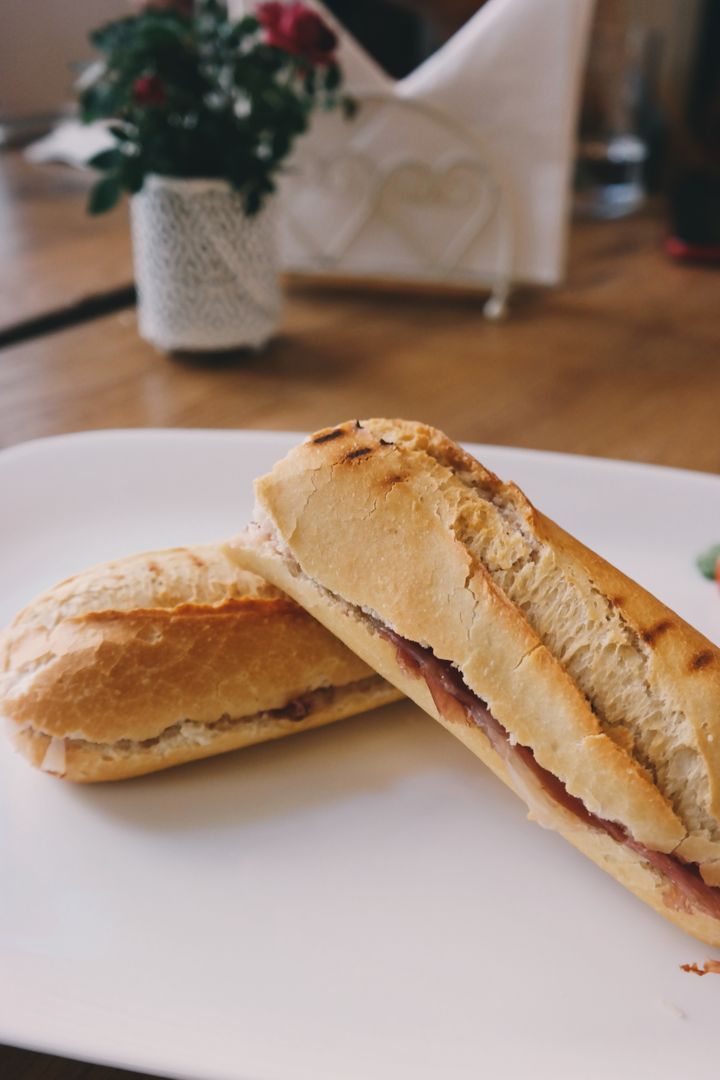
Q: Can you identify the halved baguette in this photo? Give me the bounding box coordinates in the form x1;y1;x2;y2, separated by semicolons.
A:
234;418;720;946
0;543;400;781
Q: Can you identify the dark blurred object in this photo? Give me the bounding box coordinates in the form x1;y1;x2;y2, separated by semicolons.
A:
325;0;483;78
575;135;647;220
633;27;667;193
687;0;720;161
666;174;720;263
325;0;427;78
665;1;720;263
382;0;484;38
575;0;720;219
575;0;651;218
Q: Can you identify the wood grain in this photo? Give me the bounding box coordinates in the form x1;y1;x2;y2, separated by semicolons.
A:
1;210;719;471
0;153;132;335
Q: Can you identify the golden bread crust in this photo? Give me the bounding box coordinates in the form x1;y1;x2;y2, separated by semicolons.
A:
537;515;720;865
235;537;720;946
237;417;720;942
236;532;720;947
248;420;694;851
0;543;400;779
9;675;398;782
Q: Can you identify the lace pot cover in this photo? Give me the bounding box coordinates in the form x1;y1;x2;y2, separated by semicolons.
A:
131;176;281;351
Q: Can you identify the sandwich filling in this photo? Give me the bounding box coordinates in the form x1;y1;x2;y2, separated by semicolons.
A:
12;675;386;774
376;622;720;922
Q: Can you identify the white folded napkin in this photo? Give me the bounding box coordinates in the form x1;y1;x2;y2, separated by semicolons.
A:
277;0;595;288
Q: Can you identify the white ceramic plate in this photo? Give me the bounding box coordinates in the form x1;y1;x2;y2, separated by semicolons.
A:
1;430;719;1080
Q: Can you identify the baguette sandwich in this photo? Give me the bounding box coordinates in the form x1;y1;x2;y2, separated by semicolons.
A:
0;543;400;781
234;418;720;945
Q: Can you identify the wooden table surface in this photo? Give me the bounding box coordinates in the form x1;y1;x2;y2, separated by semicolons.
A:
1;149;720;1080
0;155;133;343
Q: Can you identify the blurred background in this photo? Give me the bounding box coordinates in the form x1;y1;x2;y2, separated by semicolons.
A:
2;0;719;218
1;0;719;463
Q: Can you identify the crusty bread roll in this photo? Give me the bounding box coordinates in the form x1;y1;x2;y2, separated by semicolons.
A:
234;418;720;946
0;543;400;781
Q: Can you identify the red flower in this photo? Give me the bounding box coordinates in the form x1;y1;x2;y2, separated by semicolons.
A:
257;2;338;65
132;75;166;106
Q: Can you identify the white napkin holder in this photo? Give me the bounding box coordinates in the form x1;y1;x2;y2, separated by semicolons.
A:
276;0;596;316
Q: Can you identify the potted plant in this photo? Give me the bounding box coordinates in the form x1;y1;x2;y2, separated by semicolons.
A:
80;0;353;352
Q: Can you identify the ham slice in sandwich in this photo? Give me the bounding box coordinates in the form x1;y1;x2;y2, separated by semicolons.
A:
233;418;720;946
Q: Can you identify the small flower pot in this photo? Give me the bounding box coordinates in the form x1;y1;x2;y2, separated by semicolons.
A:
130;175;281;352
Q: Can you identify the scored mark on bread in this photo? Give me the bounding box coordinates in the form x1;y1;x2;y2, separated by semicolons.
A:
248;417;720;938
344;447;373;462
691;651;715;672
642;620;673;646
312;428;344;444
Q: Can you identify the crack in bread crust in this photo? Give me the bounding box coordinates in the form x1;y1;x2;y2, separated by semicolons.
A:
246;419;720;874
232;522;720;946
347;421;720;860
1;541;402;780
413;427;720;856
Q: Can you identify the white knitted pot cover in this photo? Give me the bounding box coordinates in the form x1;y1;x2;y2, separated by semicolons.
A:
131;176;281;351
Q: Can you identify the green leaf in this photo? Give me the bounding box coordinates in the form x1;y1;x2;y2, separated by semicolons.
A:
87;148;122;171
303;68;316;95
80;85;105;123
697;543;720;580
237;14;259;34
90;17;137;54
119;155;145;194
270;129;291;160
136;20;191;51
226;14;258;45
81;79;132;122
198;0;229;18
108;123;134;141
88;175;122;215
324;63;341;92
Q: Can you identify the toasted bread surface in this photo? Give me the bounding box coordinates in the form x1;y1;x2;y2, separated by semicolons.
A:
1;543;400;780
235;533;720;947
233;417;720;937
